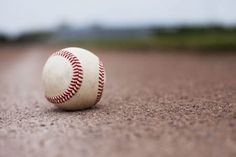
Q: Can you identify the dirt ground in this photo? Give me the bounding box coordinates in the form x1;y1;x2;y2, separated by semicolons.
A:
0;45;236;157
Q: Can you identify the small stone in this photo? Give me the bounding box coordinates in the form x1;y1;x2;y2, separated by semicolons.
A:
40;124;46;127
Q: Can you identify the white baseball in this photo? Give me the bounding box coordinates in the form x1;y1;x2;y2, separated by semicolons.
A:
42;47;106;110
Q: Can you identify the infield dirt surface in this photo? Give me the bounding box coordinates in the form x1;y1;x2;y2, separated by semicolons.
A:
0;45;236;157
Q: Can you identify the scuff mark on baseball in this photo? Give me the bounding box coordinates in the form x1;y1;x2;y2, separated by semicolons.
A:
42;47;106;110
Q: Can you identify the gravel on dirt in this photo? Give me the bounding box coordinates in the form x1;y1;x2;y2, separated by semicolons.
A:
0;45;236;157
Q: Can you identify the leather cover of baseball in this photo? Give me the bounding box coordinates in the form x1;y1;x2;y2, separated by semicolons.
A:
42;47;106;110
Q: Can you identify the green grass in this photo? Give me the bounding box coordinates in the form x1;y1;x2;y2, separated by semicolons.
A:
71;31;236;52
155;31;236;51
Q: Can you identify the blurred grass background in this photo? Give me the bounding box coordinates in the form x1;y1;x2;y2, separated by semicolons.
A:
1;25;236;52
72;27;236;51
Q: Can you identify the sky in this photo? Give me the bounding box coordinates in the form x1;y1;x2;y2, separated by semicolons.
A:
1;0;236;35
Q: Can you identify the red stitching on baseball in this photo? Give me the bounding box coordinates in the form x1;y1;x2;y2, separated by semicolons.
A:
95;60;105;104
46;50;83;104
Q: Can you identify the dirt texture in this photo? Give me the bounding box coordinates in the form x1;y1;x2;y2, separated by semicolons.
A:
0;45;236;157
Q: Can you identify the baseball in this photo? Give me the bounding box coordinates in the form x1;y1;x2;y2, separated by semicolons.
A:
42;47;106;110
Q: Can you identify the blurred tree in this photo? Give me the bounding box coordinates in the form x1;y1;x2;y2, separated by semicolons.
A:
0;34;9;43
15;31;52;43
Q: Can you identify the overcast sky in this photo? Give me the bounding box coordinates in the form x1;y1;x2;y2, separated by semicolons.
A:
1;0;236;35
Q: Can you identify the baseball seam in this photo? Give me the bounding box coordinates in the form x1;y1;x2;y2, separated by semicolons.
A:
95;60;105;104
46;50;83;104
